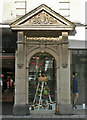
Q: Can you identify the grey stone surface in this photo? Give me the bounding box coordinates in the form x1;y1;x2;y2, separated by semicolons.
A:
51;115;60;118
42;115;52;118
13;104;30;116
2;114;86;119
81;118;86;120
30;110;55;115
60;118;71;120
50;118;60;120
41;119;50;120
32;115;42;118
71;115;80;118
72;118;80;120
59;104;72;115
79;115;86;118
60;115;71;118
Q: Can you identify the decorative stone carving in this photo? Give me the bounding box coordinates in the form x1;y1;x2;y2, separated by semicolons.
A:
18;32;24;42
26;37;62;45
46;45;58;54
22;11;66;26
17;64;24;69
27;46;33;51
27;45;39;55
62;32;68;43
27;37;59;41
62;64;68;68
40;45;45;53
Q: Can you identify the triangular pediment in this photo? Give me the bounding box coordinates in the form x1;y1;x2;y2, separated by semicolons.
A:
10;4;75;30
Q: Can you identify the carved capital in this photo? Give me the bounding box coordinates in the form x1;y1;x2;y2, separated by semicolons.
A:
17;32;24;42
62;32;68;42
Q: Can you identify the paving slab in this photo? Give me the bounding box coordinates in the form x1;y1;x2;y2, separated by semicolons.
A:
70;118;80;120
71;115;80;118
60;119;71;120
79;115;86;118
32;115;42;118
51;117;62;120
41;119;51;120
42;115;52;118
80;119;86;120
51;115;60;118
60;115;71;118
32;119;42;120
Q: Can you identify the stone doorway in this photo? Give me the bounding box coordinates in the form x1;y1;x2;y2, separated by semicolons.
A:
28;53;57;111
10;4;75;115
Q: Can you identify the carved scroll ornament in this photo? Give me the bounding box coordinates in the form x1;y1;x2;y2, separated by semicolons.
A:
22;11;65;25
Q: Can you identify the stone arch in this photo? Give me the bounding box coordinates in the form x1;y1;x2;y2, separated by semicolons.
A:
26;46;60;106
27;47;59;67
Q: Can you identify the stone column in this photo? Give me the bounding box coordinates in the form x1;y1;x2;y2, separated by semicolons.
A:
13;32;29;115
59;32;72;114
55;45;60;114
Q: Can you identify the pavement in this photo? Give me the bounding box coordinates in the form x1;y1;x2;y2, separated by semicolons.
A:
0;90;87;119
0;114;86;120
0;102;87;120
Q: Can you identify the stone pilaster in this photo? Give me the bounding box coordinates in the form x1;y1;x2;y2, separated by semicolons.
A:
13;32;29;115
58;33;72;115
55;45;60;114
62;32;68;68
55;66;60;114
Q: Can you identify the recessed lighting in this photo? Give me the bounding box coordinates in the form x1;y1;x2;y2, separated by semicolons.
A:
2;50;5;53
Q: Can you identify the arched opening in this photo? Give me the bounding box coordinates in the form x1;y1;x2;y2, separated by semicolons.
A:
28;52;57;111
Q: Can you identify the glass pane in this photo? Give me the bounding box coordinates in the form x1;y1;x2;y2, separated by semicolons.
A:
28;53;56;110
72;50;87;104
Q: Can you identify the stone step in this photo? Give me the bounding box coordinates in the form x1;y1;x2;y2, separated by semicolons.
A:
30;108;86;115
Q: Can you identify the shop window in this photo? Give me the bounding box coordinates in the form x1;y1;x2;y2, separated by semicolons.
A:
28;53;56;110
72;50;87;104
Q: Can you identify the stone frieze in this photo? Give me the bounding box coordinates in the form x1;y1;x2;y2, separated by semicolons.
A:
26;37;68;45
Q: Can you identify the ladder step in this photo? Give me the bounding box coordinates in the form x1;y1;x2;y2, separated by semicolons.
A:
33;81;53;110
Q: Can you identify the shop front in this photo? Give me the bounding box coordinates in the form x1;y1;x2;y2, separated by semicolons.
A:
10;4;75;115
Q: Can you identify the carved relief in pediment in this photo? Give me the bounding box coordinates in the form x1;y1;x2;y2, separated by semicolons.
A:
22;11;66;25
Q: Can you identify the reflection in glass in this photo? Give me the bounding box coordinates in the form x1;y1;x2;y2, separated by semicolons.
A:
28;53;56;110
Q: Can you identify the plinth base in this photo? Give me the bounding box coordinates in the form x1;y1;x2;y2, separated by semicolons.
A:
13;104;30;115
58;104;72;115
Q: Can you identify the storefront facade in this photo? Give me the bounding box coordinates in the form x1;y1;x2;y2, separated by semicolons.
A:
10;4;75;115
1;0;87;116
